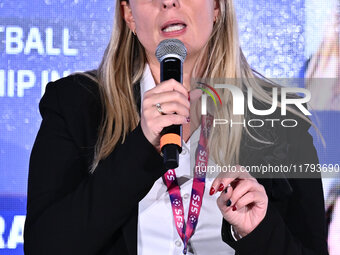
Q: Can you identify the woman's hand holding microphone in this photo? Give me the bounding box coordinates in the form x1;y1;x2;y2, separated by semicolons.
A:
141;78;204;151
140;79;189;151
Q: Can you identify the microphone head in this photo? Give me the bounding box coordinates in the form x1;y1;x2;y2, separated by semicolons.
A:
155;39;187;63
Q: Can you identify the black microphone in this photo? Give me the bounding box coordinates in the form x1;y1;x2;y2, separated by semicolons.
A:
155;39;187;170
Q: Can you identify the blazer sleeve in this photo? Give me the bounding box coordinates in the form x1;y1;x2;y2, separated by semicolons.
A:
221;119;329;255
24;77;165;254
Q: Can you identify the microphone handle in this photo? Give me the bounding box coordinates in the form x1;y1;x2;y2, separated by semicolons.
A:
160;57;183;170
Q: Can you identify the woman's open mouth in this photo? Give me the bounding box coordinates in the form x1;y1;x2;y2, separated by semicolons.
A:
162;23;186;33
161;21;187;36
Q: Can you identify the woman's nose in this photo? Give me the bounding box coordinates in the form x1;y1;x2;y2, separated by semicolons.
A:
161;0;179;9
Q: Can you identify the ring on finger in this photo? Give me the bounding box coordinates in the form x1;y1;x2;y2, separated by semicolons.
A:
155;103;165;115
224;183;232;193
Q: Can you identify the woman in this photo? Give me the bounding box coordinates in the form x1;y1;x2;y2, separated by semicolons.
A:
305;9;340;110
23;0;328;254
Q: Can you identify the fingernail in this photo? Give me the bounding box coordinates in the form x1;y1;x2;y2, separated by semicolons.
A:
187;117;190;123
218;184;224;192
232;205;237;211
226;199;232;207
209;187;215;196
224;186;229;193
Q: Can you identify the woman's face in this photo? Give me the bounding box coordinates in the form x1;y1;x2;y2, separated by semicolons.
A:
122;0;219;63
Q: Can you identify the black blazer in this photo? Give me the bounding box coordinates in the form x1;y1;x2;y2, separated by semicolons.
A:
24;74;328;255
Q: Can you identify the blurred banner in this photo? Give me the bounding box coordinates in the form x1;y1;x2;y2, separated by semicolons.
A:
0;0;339;254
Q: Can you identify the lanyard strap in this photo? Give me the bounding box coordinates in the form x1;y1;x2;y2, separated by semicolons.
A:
163;115;213;254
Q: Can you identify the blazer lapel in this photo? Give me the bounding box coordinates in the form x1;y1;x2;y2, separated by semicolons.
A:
239;125;293;201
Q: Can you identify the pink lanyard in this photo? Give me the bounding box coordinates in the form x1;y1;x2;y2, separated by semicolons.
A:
163;115;213;254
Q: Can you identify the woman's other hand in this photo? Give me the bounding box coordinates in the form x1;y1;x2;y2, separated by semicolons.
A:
211;166;268;238
141;79;190;150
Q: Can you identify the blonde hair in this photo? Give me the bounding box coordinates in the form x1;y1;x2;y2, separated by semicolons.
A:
305;11;340;111
89;0;308;171
306;11;339;79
